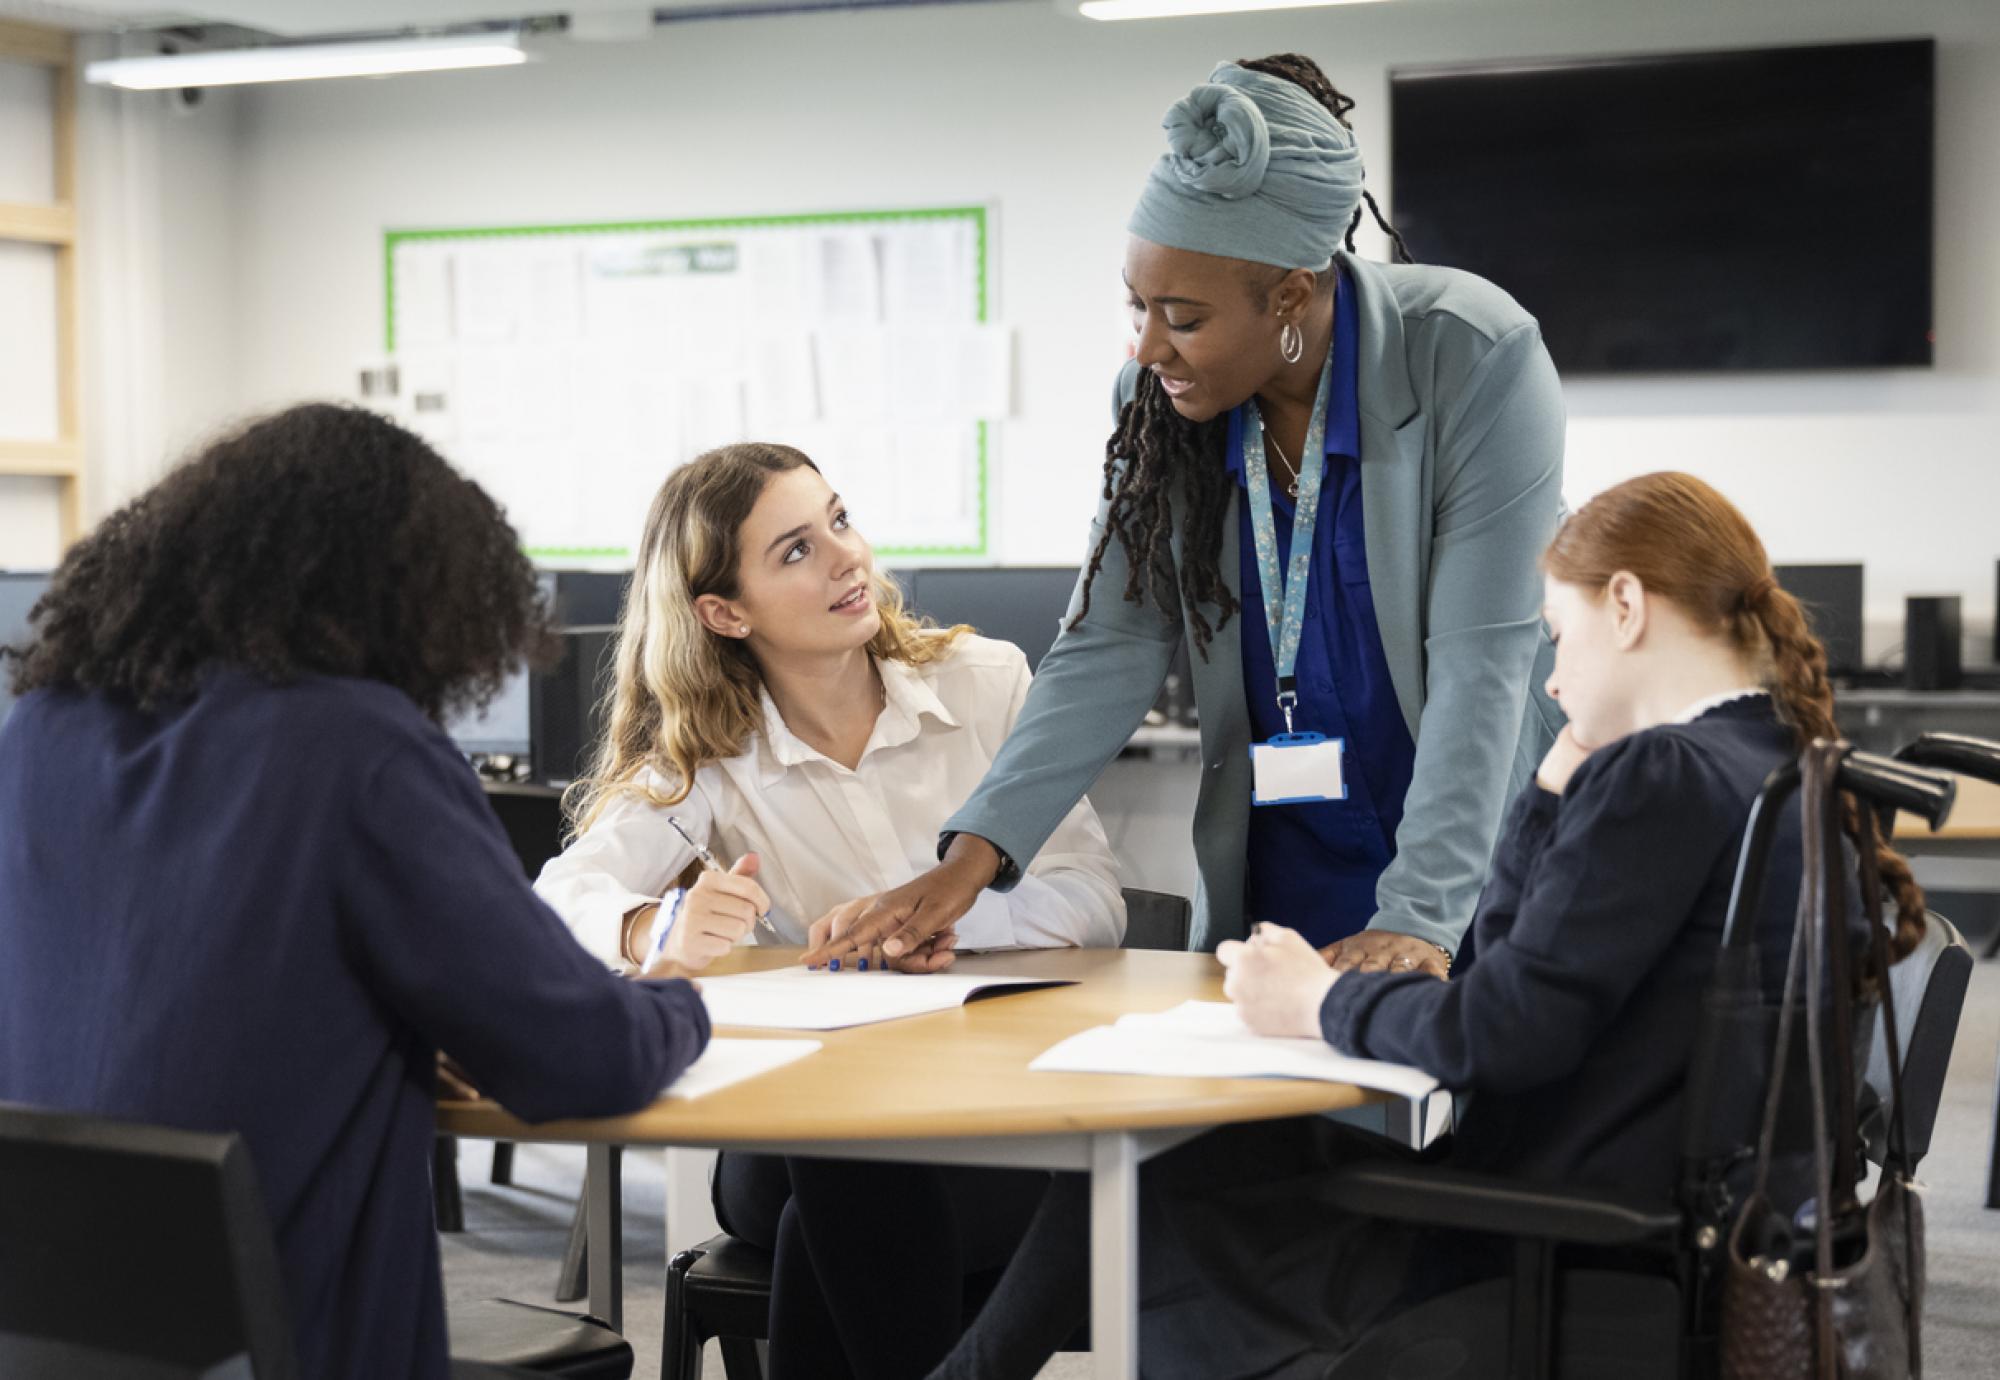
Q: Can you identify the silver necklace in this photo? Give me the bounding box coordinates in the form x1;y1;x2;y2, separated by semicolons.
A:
1264;430;1301;499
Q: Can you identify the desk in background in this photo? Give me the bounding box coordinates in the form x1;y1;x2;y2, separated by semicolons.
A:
439;946;1385;1379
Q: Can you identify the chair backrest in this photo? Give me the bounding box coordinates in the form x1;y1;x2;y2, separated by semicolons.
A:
1863;910;1973;1170
1119;887;1191;952
0;1103;299;1380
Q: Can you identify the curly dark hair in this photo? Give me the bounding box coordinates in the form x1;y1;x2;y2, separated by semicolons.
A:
1073;52;1413;658
2;402;556;722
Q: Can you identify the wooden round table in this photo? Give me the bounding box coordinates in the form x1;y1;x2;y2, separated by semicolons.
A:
438;947;1386;1377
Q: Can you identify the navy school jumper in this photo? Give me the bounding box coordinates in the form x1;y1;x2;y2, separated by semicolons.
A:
0;669;710;1380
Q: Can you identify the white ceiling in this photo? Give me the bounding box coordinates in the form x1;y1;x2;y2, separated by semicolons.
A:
0;0;769;36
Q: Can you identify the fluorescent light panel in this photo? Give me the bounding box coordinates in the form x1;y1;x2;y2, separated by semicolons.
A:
84;32;530;90
1078;0;1390;19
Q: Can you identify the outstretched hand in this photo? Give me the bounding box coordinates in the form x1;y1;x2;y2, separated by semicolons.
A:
807;894;961;973
799;835;1001;966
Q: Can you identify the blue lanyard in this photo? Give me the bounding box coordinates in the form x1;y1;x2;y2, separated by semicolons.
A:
1243;348;1334;736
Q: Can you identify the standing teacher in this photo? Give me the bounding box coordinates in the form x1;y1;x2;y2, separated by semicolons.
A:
811;53;1566;975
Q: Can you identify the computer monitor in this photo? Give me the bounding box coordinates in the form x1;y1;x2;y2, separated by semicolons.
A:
445;570;556;760
0;572;51;730
446;665;533;758
901;567;1080;673
545;569;630;629
1774;563;1865;678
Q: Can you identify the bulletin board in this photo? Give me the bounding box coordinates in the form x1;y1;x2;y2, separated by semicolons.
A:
380;206;1001;561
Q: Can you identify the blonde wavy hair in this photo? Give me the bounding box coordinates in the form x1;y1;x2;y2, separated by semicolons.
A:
565;442;965;837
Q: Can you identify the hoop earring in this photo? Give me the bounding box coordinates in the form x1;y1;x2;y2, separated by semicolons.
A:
1278;321;1304;365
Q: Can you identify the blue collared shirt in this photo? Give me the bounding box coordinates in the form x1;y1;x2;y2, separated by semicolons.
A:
1230;265;1417;946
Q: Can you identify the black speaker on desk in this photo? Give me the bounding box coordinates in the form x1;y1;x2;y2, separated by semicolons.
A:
1905;596;1962;692
531;627;618;785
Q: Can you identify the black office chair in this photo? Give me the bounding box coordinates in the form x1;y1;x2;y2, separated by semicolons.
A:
0;1102;303;1379
0;1102;629;1380
1119;885;1193;952
1890;733;2000;1208
1319;745;1961;1379
656;885;1190;1380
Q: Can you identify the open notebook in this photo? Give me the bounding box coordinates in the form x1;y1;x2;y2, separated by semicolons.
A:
1031;1000;1438;1100
696;967;1075;1031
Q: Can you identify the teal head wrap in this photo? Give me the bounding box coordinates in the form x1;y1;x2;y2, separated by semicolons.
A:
1127;62;1365;271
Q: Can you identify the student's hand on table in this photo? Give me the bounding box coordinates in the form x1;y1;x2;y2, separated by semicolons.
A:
1219;924;1341;1039
799;833;999;966
643;856;769;974
1535;723;1597;796
1318;930;1450;979
806;896;960;973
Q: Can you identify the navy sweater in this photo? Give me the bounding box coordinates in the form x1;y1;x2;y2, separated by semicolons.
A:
0;670;710;1380
1321;696;1813;1197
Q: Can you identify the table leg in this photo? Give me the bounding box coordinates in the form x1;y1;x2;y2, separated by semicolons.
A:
586;1142;623;1332
1090;1131;1139;1379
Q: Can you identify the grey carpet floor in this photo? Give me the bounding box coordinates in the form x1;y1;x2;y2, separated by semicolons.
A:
441;962;2000;1379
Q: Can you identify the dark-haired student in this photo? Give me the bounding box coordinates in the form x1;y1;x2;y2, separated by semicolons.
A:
927;472;1923;1380
812;52;1565;981
0;404;709;1380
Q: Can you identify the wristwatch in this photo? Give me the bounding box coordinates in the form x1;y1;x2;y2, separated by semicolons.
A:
937;831;1022;891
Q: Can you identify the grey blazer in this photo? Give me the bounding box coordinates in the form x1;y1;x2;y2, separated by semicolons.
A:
945;253;1567;953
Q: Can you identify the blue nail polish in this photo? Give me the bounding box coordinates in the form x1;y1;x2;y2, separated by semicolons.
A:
858;958;869;972
830;958;841;972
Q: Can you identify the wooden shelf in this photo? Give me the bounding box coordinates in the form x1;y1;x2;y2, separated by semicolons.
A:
0;19;72;67
0;439;82;479
0;201;76;246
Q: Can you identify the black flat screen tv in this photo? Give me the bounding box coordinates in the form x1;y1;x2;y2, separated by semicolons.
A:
1388;39;1934;374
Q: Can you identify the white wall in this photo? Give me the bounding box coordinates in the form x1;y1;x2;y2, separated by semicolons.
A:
0;35;244;573
86;0;2000;657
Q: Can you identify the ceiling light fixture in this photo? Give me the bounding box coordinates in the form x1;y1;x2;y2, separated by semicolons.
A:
1071;0;1390;21
84;31;533;90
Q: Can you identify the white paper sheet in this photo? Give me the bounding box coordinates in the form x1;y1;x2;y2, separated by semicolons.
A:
393;250;456;349
1030;1001;1438;1100
665;1038;822;1100
698;967;1074;1031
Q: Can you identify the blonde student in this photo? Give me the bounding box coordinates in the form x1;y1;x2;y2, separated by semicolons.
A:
534;441;1123;1380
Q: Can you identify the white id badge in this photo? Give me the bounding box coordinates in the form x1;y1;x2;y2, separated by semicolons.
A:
1250;732;1347;805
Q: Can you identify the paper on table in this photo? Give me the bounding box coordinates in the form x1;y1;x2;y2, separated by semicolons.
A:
665;1038;821;1101
1030;1001;1438;1100
698;967;1074;1031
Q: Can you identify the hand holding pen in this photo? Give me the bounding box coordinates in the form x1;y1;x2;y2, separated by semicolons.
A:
640;816;780;974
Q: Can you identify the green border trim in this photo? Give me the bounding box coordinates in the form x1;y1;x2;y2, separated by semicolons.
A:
384;205;992;560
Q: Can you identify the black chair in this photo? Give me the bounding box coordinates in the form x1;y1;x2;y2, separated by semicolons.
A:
0;1102;630;1380
0;1102;302;1379
1119;885;1193;952
1863;909;1972;1171
1891;733;2000;1207
656;885;1189;1379
1319;746;1962;1379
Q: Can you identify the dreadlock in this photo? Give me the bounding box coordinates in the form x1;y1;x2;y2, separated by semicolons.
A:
1072;52;1413;658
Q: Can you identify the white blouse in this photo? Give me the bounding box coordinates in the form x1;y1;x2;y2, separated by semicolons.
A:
534;635;1126;965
